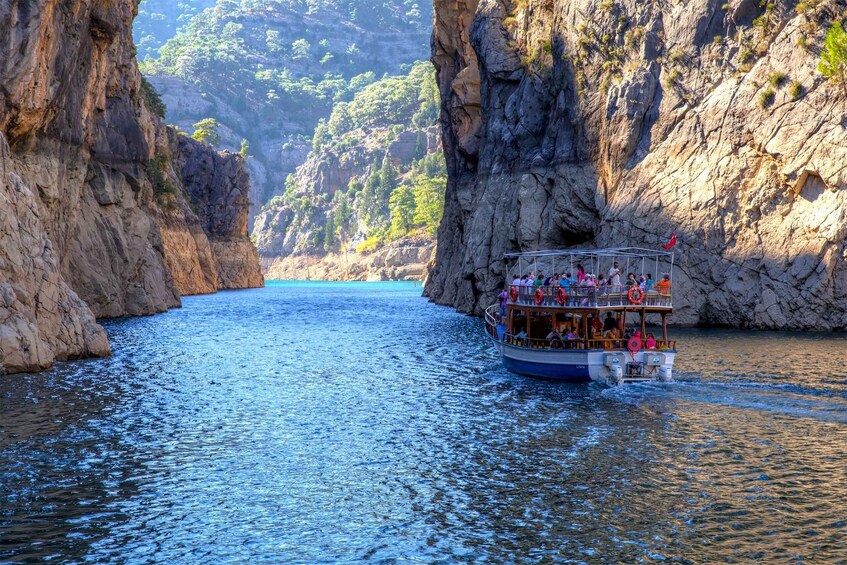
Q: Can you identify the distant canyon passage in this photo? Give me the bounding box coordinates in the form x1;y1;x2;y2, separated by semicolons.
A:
426;0;847;329
0;0;262;374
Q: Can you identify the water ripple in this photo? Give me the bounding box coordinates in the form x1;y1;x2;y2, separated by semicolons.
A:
1;282;846;562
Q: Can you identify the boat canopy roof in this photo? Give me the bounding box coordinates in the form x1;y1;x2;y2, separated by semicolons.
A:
505;247;674;260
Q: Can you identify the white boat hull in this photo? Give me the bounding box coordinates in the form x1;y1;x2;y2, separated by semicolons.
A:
494;341;676;384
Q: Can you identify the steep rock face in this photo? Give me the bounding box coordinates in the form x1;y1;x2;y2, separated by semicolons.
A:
427;0;847;329
1;0;181;319
172;135;264;289
0;0;262;373
0;135;110;373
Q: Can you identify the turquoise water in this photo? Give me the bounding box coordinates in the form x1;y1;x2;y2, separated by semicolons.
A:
2;281;846;562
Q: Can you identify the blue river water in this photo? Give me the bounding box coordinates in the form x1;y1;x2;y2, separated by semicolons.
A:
2;281;847;562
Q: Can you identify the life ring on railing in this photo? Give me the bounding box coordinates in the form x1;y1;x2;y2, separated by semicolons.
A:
628;286;645;305
556;287;567;305
509;286;519;302
534;288;544;305
627;336;642;353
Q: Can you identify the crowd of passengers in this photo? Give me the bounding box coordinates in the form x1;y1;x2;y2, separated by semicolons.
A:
507;261;671;297
507;312;664;351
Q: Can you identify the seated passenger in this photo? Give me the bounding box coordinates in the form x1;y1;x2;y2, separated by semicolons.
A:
514;329;528;345
565;329;580;348
625;273;637;288
656;274;672;295
646;333;657;349
546;328;563;348
644;273;655;292
603;326;620;350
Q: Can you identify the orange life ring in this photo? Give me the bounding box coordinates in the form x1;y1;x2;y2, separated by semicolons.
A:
534;288;544;305
509;286;519;302
628;285;645;305
627;336;642;353
556;287;567;305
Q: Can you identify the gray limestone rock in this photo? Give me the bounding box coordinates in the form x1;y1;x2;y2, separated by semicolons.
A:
427;0;847;330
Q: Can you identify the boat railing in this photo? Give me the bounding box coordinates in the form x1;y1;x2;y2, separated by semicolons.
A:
507;284;672;309
484;305;677;351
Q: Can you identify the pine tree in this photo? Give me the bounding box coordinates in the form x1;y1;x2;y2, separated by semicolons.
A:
389;185;417;239
192;118;221;146
819;22;847;99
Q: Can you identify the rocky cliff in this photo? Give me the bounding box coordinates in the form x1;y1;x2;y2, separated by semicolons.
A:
427;0;847;330
253;61;445;280
140;1;434;226
0;0;262;374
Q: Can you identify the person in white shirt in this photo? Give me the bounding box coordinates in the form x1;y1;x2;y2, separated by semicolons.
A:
608;261;621;291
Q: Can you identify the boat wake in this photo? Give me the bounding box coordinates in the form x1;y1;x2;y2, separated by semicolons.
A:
602;378;847;423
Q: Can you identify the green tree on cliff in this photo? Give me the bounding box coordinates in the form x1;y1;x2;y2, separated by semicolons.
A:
819;22;847;99
388;185;417;239
412;176;445;236
192;118;221;146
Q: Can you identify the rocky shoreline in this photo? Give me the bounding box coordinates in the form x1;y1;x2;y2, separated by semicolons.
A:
264;236;435;282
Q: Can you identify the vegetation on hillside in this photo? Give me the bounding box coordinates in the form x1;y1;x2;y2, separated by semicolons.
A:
135;0;216;60
819;21;847;98
139;0;430;133
255;62;446;256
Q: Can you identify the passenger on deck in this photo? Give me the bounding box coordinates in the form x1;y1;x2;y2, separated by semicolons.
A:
608;261;622;291
591;314;603;337
646;333;657;349
597;273;608;295
625;273;637;288
657;274;672;295
603;326;620;349
577;264;586;284
512;275;522;287
644;274;655;292
562;273;575;289
514;329;528;345
565;328;580;348
498;289;508;316
546;328;563;348
603;312;618;332
533;274;545;288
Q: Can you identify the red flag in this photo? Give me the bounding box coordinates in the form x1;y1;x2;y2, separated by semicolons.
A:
661;230;677;250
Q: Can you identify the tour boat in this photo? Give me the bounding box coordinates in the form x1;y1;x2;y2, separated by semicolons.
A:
484;248;676;385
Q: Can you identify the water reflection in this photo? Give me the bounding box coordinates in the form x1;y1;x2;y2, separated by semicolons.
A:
1;283;846;561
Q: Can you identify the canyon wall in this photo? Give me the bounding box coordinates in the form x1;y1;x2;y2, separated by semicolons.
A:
0;0;262;374
427;0;847;329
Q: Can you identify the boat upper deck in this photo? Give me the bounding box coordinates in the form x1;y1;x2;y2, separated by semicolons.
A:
503;246;675;312
508;284;672;312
